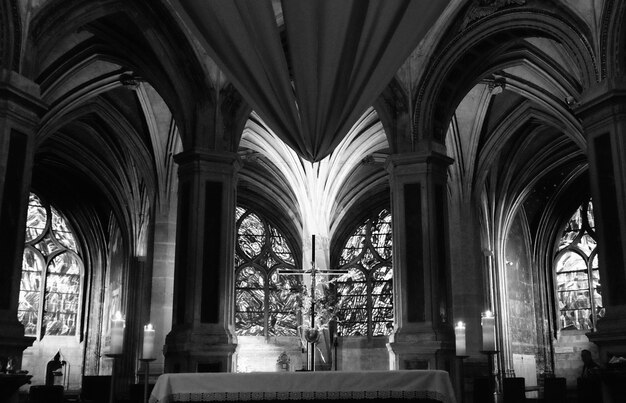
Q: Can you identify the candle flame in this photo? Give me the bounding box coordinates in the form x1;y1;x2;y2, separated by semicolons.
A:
456;321;465;329
144;323;154;331
113;311;124;321
483;310;493;318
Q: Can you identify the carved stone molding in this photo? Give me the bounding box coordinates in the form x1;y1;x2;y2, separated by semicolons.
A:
461;0;527;31
0;0;22;71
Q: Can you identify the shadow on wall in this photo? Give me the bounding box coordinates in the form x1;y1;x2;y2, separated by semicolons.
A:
235;335;390;372
20;337;83;391
236;336;304;372
336;336;389;371
553;330;599;389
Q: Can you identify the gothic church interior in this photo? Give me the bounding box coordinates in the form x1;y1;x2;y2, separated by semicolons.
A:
2;0;626;402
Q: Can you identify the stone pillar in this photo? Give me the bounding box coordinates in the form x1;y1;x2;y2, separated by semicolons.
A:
149;194;177;374
576;79;626;358
385;143;455;371
0;69;45;368
164;150;239;372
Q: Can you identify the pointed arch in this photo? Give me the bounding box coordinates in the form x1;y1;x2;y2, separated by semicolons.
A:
415;8;597;143
26;0;212;149
0;0;21;71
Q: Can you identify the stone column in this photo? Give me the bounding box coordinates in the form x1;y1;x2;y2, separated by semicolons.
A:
164;150;240;372
385;142;455;371
0;69;45;368
149;194;177;374
576;79;626;357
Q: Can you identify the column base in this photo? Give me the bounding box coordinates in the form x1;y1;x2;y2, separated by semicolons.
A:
387;324;454;371
164;325;237;373
588;305;626;362
0;314;35;371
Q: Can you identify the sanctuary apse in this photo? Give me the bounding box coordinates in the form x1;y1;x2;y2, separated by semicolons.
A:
2;0;626;402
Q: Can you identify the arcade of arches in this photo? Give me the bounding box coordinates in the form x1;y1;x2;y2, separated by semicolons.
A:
2;0;626;401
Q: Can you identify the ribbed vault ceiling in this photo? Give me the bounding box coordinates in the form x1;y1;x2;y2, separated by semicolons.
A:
18;0;604;259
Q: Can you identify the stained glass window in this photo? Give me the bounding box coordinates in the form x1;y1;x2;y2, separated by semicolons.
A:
234;207;301;336
18;193;83;338
335;209;393;337
555;200;602;331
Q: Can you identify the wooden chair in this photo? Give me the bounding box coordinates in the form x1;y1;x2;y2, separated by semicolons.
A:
473;377;492;402
577;377;602;403
80;375;111;403
29;385;64;403
502;377;526;403
542;377;566;403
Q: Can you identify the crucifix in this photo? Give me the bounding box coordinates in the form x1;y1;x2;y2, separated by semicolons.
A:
278;234;349;370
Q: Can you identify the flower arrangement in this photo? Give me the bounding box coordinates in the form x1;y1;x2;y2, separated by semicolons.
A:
292;270;352;344
299;281;339;328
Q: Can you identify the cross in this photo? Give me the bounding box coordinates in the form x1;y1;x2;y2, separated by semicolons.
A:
278;235;350;327
277;235;349;371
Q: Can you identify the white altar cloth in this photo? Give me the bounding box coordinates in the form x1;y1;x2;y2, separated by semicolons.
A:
149;370;457;403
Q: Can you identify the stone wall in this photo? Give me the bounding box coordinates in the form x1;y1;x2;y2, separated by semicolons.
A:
236;336;304;372
504;216;544;381
553;330;598;389
336;336;389;371
21;336;83;390
235;335;389;372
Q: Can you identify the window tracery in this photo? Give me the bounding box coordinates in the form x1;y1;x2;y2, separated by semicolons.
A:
234;207;301;336
554;199;602;331
18;193;83;338
335;209;393;337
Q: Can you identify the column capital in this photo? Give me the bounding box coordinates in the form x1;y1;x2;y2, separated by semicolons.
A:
0;69;46;129
578;77;626;105
385;150;453;178
174;149;241;166
575;78;626;130
174;149;241;178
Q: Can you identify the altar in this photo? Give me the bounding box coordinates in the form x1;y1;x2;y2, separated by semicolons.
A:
149;370;456;403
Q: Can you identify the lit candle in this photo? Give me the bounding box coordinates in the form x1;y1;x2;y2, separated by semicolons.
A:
110;311;125;355
481;310;496;352
142;323;155;359
455;321;466;356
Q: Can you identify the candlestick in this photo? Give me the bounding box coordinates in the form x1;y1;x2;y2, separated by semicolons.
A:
480;350;499;403
105;352;122;403
140;358;156;403
310;234;316;371
142;323;156;360
455;320;466;356
481;310;496;352
110;311;125;355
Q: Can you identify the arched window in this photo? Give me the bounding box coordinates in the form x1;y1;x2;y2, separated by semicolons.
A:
335;208;393;337
234;207;302;336
554;199;602;331
18;193;83;338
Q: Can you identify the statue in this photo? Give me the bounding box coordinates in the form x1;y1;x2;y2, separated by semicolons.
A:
276;351;291;372
45;352;65;387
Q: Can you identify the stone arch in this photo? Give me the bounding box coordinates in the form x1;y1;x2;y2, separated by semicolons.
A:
221;83;254;155
473;100;584;195
25;0;213;151
602;0;626;78
415;8;598;144
373;77;412;155
35;96;156;257
0;0;21;71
